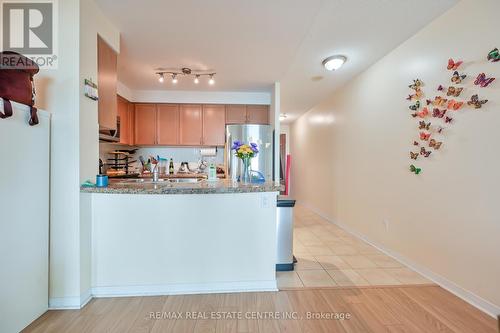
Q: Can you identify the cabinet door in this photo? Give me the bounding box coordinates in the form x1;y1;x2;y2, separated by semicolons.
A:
157;104;179;145
118;96;130;145
97;36;117;130
247;105;269;124
225;105;247;124
179;104;202;145
128;103;135;145
134;104;157;145
202;104;226;146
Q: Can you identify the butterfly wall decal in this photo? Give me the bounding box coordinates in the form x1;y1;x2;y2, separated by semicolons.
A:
447;58;463;70
406;88;423;101
437;85;444;91
451;71;466;84
410;164;422;175
429;139;442;150
447;100;464;110
412;107;429;118
446;86;463;97
445;116;453;123
420;147;432;157
467;94;488;109
487;48;500;62
409;79;423;90
430;96;448;107
437;126;444;134
413;141;419;146
432;108;447;118
474;73;495;87
410;152;419;160
420;132;431;141
419;121;431;130
409;101;421;111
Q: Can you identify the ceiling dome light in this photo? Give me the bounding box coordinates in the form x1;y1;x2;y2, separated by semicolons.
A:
279;113;287;120
171;74;178;84
194;75;200;84
208;74;215;85
322;55;347;71
158;73;164;83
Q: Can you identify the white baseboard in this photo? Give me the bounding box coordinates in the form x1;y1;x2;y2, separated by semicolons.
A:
299;202;500;318
92;280;278;298
49;288;92;310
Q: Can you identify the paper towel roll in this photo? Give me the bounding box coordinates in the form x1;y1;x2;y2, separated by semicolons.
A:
200;148;217;157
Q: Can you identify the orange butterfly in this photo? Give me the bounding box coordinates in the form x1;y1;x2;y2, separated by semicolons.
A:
420;132;431;141
447;99;464;110
412;107;429;118
432;96;448;107
429;139;442;150
447;58;463;70
446;86;463;97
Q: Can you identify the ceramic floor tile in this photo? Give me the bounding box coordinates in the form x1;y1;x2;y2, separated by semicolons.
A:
314;255;351;270
341;255;378;269
303;245;335;255
367;254;403;268
355;269;401;286
384;268;432;285
294;255;323;270
297;270;337;287
276;271;304;288
327;269;370;287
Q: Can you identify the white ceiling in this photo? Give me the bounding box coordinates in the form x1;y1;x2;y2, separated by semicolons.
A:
95;0;457;123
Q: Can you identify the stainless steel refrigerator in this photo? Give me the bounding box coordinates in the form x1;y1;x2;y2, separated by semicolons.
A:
226;124;274;182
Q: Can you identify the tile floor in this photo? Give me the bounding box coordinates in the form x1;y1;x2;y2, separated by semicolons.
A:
276;205;433;289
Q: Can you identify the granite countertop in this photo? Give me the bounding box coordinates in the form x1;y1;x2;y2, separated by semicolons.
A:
81;179;283;195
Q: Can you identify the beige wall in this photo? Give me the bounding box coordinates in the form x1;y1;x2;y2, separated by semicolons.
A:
291;0;500;315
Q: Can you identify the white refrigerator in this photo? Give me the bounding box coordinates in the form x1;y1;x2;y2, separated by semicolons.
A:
0;100;50;333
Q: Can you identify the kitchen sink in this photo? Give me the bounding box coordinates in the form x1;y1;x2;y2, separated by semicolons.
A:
117;178;203;185
169;178;203;183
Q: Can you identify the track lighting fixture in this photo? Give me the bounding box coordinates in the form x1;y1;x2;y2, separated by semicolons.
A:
156;67;216;85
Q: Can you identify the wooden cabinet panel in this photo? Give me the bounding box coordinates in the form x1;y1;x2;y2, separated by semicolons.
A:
128;103;135;145
225;105;247;124
97;36;117;130
134;104;157;145
179;104;202;145
247;105;269;124
202;105;225;146
157;104;179;145
118;96;130;145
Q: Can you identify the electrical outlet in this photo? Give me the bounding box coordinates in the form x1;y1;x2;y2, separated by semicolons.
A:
383;219;389;231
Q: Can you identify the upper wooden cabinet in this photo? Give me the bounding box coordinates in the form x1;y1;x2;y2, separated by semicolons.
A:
97;36;117;130
134;104;157;145
247;105;269;124
179;104;203;145
225;105;247;124
225;105;269;124
202;105;226;146
118;96;130;145
157;104;179;145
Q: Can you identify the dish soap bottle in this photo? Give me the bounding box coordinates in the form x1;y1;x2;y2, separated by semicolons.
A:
169;158;174;175
208;158;217;182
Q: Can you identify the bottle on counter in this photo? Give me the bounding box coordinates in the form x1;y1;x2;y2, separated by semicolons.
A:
169;158;174;175
207;157;217;182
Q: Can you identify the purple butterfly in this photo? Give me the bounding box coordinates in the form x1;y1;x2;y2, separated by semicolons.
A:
474;73;495;87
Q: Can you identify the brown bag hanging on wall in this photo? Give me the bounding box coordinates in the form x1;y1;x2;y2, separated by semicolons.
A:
0;51;40;125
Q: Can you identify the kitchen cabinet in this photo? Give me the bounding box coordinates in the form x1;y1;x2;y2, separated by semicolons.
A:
134;104;157;145
225;105;247;124
247;105;269;124
202;104;225;146
179;104;203;145
128;102;135;145
118;96;131;145
97;36;117;130
225;105;269;125
157;104;179;145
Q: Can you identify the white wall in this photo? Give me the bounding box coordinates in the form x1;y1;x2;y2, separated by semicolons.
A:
131;89;271;105
291;0;500;316
34;0;120;309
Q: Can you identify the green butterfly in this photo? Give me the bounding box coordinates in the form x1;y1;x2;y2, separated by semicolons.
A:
410;164;422;175
487;48;500;62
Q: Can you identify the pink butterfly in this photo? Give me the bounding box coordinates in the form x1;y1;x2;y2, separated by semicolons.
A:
474;73;495;87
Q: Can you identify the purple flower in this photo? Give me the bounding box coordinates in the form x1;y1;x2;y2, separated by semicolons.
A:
231;140;242;150
250;142;258;148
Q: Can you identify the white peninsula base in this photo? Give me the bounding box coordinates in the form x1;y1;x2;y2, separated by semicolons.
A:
81;191;278;297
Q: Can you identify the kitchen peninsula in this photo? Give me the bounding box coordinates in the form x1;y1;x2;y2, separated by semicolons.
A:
80;180;281;297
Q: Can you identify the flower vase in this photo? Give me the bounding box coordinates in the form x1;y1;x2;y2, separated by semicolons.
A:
241;157;252;184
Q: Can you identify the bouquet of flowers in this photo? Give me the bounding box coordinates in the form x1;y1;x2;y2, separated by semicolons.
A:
231;141;259;183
